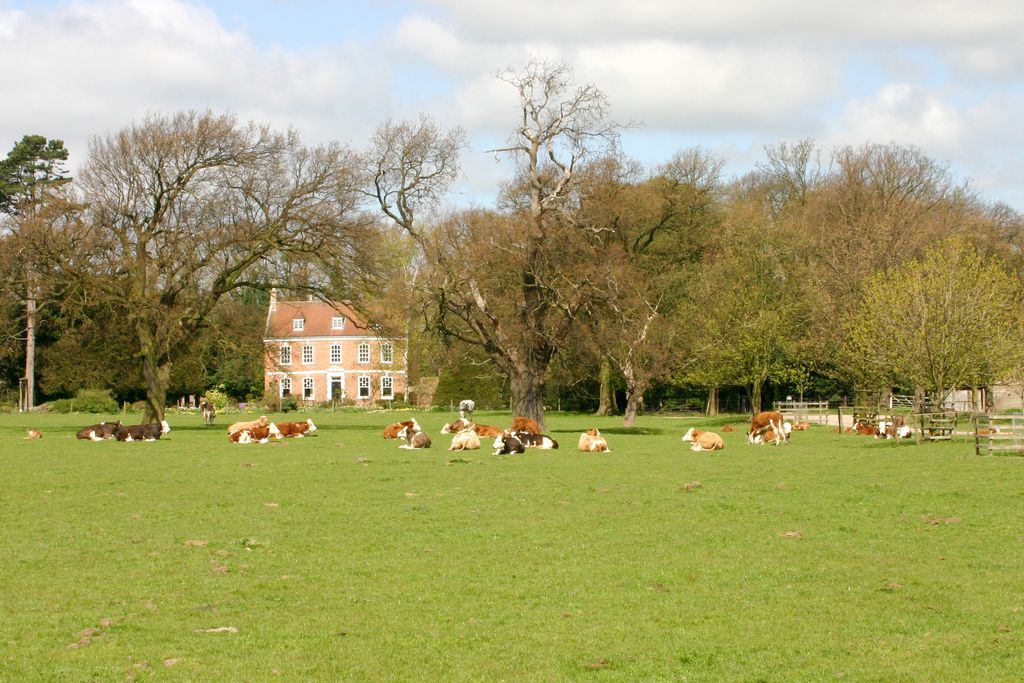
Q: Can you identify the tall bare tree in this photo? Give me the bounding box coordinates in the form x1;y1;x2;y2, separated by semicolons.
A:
78;111;376;422
368;59;622;429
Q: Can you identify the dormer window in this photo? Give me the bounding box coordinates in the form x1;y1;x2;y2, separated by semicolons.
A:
331;316;346;330
293;318;305;331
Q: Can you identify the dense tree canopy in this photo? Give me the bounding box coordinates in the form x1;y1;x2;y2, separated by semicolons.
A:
4;64;1024;420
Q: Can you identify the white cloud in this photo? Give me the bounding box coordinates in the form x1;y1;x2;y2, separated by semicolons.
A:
1;0;1022;211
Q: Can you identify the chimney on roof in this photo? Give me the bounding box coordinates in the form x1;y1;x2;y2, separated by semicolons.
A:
269;288;278;311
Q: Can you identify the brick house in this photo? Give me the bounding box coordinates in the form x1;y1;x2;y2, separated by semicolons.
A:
263;290;407;405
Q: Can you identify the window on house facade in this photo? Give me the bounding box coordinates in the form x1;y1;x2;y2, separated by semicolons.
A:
380;343;394;364
358;375;371;399
279;345;292;365
358;343;370;364
302;344;313;364
381;376;394;400
330;344;342;364
303;377;314;400
280;378;291;396
293;318;305;331
331;316;346;330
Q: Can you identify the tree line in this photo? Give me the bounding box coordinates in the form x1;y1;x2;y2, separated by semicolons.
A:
2;59;1022;426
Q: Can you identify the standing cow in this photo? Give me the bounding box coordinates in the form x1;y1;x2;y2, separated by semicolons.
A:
199;399;216;426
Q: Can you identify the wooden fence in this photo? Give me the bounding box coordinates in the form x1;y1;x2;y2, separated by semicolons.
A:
773;400;831;425
973;414;1024;456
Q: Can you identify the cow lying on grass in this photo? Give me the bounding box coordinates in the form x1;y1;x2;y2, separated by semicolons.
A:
681;427;725;452
114;420;171;442
578;429;610;452
448;428;481;451
76;421;123;441
397;424;431;449
441;419;504;438
511;416;541;434
228;416;269;436
229;422;281;444
384;419;420;439
514;431;558;449
492;430;526;455
276;419;317;437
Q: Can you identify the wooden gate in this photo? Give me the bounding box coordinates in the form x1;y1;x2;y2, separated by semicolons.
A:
973;414;1024;456
914;412;957;443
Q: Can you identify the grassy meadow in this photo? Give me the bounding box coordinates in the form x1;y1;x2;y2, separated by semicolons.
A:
1;409;1023;681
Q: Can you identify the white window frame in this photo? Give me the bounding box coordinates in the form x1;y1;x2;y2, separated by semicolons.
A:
301;344;314;365
331;316;346;330
381;375;394;400
302;377;314;401
358;375;371;399
292;318;305;331
380;342;394;365
329;343;342;364
280;377;291;396
357;343;370;364
279;345;292;365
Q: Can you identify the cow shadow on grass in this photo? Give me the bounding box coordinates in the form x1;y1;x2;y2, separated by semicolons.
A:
551;427;666;436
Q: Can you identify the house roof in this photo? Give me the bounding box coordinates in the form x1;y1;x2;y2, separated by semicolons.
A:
265;299;380;339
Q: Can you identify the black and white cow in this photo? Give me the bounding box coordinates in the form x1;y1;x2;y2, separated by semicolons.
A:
114;420;171;442
492;430;526;455
514;430;558;449
76;421;123;441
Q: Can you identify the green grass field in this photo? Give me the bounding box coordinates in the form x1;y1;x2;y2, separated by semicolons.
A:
2;410;1022;681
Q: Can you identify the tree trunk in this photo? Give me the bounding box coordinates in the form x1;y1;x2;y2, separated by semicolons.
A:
509;365;546;431
23;271;36;412
596;356;616;416
751;381;762;415
138;323;170;423
705;386;719;416
623;387;643;428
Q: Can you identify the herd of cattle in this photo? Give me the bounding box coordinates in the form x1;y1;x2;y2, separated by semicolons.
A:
72;416;316;443
66;407;912;450
382;415;611;454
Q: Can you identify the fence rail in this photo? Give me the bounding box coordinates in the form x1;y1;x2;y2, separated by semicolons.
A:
773;400;831;424
973;414;1024;456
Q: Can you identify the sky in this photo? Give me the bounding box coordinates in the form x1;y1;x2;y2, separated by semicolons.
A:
1;0;1023;210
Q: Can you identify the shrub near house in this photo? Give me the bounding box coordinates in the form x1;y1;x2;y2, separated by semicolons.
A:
262;291;407;406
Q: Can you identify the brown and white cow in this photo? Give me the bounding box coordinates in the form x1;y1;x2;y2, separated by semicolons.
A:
276;419;316;438
511;416;542;434
384;419;420;439
578;429;610;452
25;430;43;439
228;416;269;436
681;427;725;452
397;424;431;449
229;422;280;444
472;423;503;438
441;418;472;434
748;411;787;445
